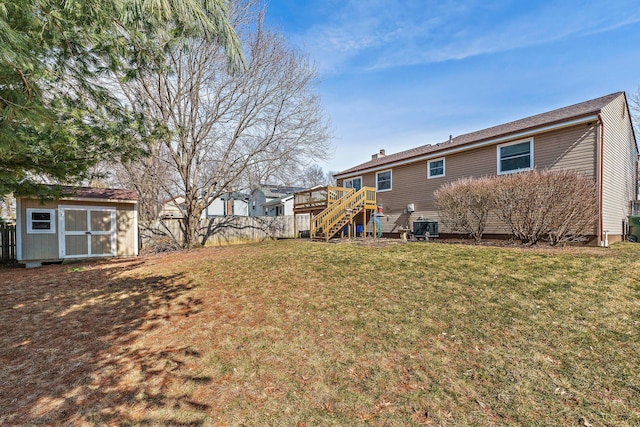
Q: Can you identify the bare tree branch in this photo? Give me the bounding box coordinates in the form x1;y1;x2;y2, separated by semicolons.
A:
116;0;331;247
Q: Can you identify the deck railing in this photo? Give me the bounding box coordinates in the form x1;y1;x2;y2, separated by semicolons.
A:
293;186;353;211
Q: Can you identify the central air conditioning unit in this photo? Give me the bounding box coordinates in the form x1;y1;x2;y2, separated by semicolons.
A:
413;219;438;240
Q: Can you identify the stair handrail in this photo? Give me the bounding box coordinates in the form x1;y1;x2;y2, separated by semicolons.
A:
322;188;369;238
312;187;376;240
310;187;354;236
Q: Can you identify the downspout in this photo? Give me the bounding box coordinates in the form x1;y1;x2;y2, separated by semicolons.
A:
598;113;605;246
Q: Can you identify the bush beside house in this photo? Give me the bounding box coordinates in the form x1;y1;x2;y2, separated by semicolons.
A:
435;170;598;245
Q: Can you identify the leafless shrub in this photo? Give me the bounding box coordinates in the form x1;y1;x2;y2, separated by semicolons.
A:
492;170;598;245
434;176;494;241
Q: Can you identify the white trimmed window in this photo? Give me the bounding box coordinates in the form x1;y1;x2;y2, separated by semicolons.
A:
376;170;392;192
497;139;533;174
26;208;56;234
427;158;445;178
343;176;362;191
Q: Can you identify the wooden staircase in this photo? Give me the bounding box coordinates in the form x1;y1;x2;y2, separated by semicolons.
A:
310;187;377;241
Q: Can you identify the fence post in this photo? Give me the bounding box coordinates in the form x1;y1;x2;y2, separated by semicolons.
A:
1;225;6;262
0;223;17;263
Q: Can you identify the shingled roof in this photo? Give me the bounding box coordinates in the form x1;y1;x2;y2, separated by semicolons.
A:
17;185;138;201
336;92;624;177
61;186;138;201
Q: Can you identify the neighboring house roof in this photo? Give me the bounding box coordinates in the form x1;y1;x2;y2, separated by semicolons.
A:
220;191;250;200
256;185;305;198
262;194;294;207
336;92;624;177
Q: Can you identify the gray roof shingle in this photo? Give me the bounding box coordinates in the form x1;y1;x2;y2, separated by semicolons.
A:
61;186;138;201
336;92;623;176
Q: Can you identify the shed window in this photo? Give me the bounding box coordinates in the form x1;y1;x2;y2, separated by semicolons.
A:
497;139;533;174
428;158;445;178
376;170;392;192
27;208;56;234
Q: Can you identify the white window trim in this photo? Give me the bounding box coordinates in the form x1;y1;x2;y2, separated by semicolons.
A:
343;176;362;190
497;138;534;175
26;208;56;234
376;169;392;192
427;158;446;179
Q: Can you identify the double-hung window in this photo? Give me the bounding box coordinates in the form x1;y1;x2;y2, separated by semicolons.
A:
427;158;445;178
26;208;56;234
497;139;533;174
376;170;392;192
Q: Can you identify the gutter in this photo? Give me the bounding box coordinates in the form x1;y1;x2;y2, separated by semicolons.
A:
336;114;599;179
52;197;138;204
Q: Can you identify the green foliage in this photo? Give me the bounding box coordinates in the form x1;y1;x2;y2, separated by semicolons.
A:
0;0;244;196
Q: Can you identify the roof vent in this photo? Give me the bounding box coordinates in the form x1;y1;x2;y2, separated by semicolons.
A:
449;135;453;144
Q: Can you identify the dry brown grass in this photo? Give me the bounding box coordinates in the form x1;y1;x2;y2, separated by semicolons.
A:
1;240;639;425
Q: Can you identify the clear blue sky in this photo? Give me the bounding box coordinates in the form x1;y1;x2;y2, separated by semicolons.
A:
264;0;640;174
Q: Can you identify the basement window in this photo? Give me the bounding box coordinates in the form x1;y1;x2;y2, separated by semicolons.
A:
26;208;56;234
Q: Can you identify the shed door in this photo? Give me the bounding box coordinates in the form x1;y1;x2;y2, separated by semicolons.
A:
59;207;116;258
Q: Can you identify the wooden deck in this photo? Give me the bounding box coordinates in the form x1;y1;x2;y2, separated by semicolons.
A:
293;186;353;215
293;186;378;240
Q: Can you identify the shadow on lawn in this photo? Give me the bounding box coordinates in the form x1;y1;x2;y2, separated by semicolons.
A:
0;259;208;425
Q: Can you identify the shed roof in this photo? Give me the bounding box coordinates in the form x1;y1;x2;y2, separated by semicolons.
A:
61;186;138;201
18;186;138;203
336;92;623;177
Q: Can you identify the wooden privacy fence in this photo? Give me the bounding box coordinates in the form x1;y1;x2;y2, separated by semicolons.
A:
141;215;311;248
0;223;16;263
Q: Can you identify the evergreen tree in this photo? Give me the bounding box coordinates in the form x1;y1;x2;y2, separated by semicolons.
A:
0;0;244;195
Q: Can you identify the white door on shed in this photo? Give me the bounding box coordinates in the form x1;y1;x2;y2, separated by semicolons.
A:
58;207;117;258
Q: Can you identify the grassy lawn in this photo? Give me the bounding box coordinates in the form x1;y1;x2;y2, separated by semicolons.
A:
1;240;639;426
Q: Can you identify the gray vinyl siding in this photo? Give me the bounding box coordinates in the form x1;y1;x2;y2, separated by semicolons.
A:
600;93;638;238
339;122;599;235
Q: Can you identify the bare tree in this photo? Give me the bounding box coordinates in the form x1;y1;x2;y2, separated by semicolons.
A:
630;87;640;138
300;164;328;188
325;170;338;187
117;1;331;246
